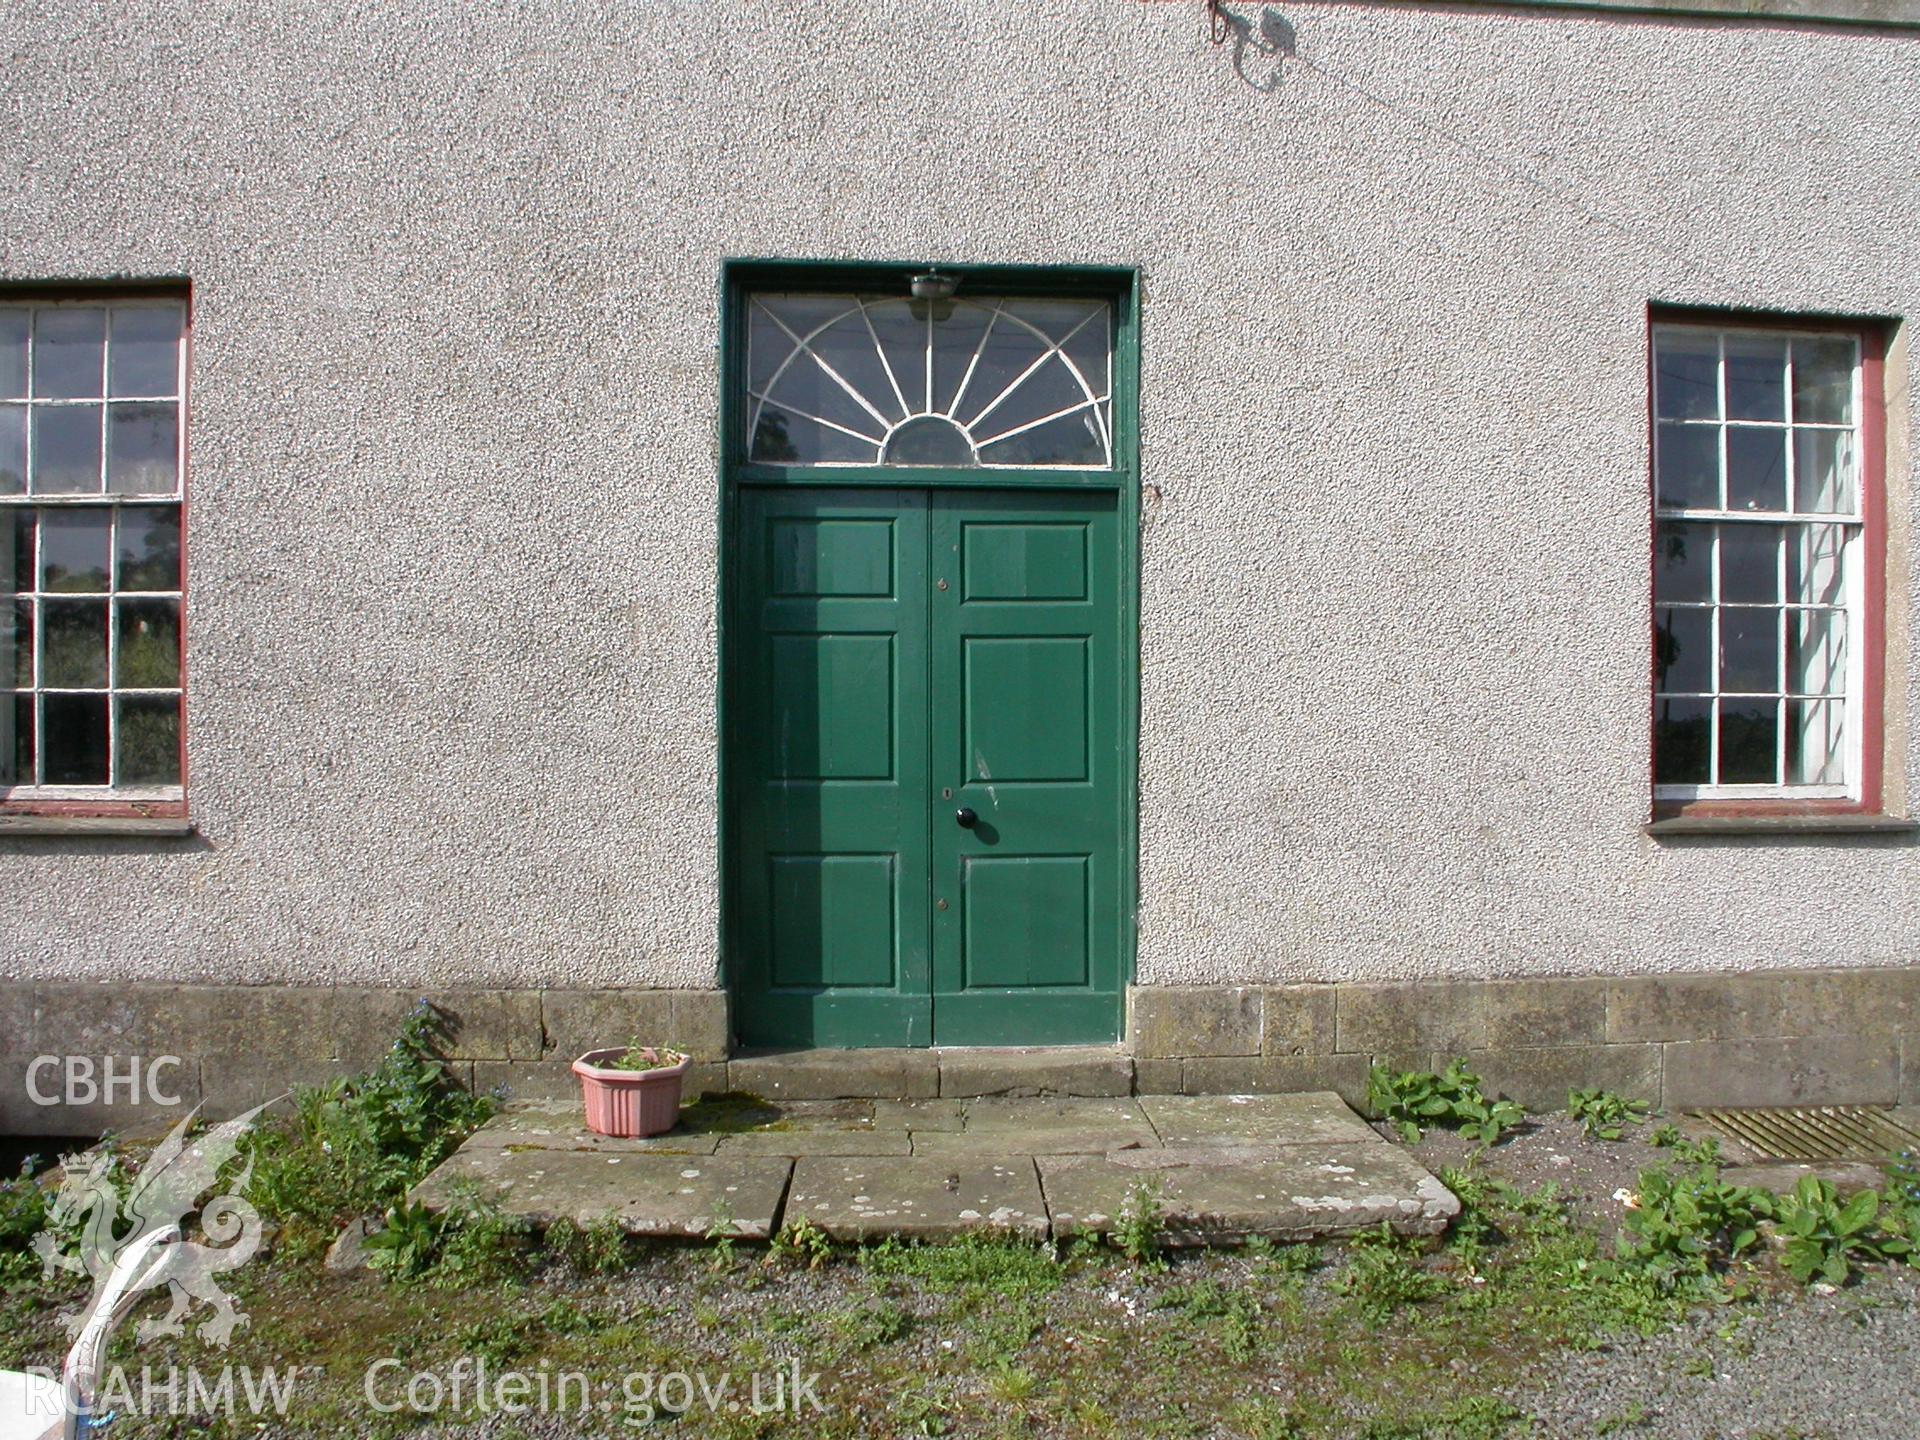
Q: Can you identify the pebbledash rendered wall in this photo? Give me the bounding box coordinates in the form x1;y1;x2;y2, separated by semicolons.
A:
2;0;1919;1128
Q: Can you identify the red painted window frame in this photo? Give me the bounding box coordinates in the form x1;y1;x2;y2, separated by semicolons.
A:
1647;306;1889;821
0;281;190;821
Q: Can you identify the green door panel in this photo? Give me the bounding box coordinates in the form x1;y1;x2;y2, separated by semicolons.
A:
731;486;1122;1048
928;490;1123;1045
733;488;932;1047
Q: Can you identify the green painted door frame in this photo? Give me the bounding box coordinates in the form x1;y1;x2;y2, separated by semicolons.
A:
718;260;1140;1050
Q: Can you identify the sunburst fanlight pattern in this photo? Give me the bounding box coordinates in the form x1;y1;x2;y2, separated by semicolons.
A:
746;294;1112;468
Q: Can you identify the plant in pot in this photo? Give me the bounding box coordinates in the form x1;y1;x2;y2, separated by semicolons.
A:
572;1039;691;1138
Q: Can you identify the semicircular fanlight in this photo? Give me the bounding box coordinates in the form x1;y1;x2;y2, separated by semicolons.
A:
746;294;1112;468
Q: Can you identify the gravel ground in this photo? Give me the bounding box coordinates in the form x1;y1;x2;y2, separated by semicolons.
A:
1412;1113;1919;1440
25;1110;1913;1439
1390;1112;1683;1240
1511;1266;1920;1440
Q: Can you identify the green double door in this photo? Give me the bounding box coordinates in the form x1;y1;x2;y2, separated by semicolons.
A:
730;485;1125;1047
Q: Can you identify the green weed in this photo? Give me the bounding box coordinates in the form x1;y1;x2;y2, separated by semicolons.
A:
705;1197;740;1271
244;1001;495;1229
1162;1278;1265;1362
859;1234;1062;1294
0;1158;49;1288
1334;1224;1446;1322
1357;1394;1527;1438
1567;1087;1651;1140
1594;1404;1649;1434
1113;1176;1167;1265
363;1196;442;1281
544;1215;640;1273
832;1296;911;1350
1230;1398;1312;1438
1773;1175;1907;1285
985;1360;1039;1404
1369;1060;1524;1146
1616;1154;1772;1291
362;1184;528;1286
771;1214;833;1269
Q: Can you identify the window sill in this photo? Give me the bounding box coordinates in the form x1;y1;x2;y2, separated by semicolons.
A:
1645;814;1918;838
0;815;196;838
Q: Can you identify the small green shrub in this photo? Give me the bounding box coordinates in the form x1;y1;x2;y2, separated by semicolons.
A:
245;1002;496;1228
1368;1060;1524;1145
1567;1088;1651;1140
897;1381;955;1437
1773;1175;1907;1285
0;1158;49;1288
1112;1177;1166;1266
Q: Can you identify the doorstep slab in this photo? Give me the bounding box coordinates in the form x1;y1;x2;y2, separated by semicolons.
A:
937;1046;1134;1098
1040;1143;1458;1243
410;1147;791;1238
1139;1092;1379;1147
785;1157;1049;1241
729;1049;940;1100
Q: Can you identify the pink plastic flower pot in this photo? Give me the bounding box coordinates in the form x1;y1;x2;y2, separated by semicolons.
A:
572;1048;691;1138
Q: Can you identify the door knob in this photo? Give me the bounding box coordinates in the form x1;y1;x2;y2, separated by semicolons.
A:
955;807;978;828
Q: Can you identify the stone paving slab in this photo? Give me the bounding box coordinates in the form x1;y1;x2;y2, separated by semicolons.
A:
958;1097;1155;1133
1039;1143;1459;1243
911;1129;1154;1157
909;1097;1161;1154
870;1098;965;1132
411;1148;791;1238
786;1157;1049;1241
455;1102;723;1155
1139;1091;1380;1147
717;1130;911;1157
418;1093;1456;1245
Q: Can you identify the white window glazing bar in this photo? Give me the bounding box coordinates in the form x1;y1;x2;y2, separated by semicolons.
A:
1654;322;1866;801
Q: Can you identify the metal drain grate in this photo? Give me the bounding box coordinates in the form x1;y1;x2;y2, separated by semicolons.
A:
1687;1105;1920;1162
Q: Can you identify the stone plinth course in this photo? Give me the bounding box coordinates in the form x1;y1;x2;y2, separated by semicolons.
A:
414;1090;1458;1243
